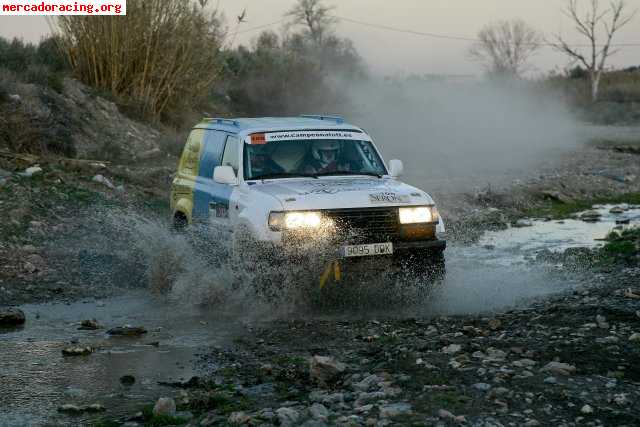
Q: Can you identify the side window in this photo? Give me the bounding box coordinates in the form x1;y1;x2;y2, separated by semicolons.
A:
221;136;240;173
199;130;226;178
179;129;205;176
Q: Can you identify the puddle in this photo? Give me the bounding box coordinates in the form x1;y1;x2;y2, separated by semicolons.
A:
428;204;639;315
474;204;640;265
1;204;637;426
0;293;243;426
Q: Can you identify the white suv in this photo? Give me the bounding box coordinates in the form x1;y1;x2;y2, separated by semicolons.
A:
171;115;445;275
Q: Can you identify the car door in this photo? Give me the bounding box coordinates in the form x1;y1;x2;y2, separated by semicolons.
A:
192;132;239;230
171;129;205;222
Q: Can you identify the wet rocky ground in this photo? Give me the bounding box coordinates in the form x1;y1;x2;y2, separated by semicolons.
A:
1;130;639;426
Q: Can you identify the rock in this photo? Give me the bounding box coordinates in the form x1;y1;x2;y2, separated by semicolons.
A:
137;147;162;160
485;347;507;361
85;403;106;413
152;397;176;417
596;315;609;329
488;318;502;330
514;219;533;228
442;344;462;354
472;382;492;392
540;362;576;376
309;403;329;420
609;206;625;214
581;404;594;414
629;333;640;342
543;376;557;384
62;346;93;356
541;190;572;203
120;375;136;386
580;210;601;222
512;359;537;368
0;307;26;326
56;403;105;414
23;166;43;177
301;420;329;427
437;409;455;420
92;174;116;190
107;325;147;336
379;402;413;418
310;355;346;386
276;407;300;426
354;404;374;414
613;393;630;406
9;94;21;103
623;288;640;300
78;319;102;330
228;411;251;424
57;404;83;414
352;374;382;392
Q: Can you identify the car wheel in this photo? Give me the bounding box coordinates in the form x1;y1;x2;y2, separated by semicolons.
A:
173;212;188;232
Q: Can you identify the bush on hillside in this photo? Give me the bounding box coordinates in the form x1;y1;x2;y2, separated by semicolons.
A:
56;0;223;124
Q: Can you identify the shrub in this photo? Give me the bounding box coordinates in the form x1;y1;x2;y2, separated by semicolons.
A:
0;73;74;156
603;227;640;260
56;0;224;124
0;36;68;92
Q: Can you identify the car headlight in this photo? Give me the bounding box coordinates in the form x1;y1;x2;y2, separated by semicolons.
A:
268;211;322;231
399;206;439;224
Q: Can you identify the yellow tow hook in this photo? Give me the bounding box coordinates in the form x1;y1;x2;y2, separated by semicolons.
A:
319;260;342;289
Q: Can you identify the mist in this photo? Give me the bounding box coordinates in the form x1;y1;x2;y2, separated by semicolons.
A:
335;77;582;192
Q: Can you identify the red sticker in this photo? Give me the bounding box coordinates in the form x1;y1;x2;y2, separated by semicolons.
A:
250;133;266;145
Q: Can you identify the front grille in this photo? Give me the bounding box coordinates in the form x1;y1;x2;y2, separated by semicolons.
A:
323;207;400;244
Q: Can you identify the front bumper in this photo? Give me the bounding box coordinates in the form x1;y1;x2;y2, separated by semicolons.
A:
392;239;447;255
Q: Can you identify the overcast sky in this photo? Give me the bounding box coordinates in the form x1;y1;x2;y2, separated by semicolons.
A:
1;0;639;76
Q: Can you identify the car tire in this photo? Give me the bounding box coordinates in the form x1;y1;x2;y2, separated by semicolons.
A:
173;212;188;232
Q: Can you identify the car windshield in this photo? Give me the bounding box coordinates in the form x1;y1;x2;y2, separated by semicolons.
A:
243;139;387;180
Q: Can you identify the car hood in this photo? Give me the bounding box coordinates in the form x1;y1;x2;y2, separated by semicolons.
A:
248;177;435;210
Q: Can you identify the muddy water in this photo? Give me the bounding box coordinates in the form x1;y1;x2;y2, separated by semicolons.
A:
1;205;638;426
430;204;639;315
0;294;244;426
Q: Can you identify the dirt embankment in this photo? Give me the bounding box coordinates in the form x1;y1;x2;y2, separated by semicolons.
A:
1;110;639;426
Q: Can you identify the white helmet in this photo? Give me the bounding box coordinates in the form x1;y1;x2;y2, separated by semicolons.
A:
312;140;340;167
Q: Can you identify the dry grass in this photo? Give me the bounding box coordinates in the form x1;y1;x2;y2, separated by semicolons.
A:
56;0;223;123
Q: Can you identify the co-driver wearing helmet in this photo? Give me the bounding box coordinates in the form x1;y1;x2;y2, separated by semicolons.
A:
303;140;349;174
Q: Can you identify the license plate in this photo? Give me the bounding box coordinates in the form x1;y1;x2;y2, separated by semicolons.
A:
341;242;393;258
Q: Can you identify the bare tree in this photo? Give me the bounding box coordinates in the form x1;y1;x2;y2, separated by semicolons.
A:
553;0;636;102
469;19;543;78
286;0;337;45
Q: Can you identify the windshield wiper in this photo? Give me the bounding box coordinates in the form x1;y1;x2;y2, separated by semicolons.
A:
251;172;319;180
314;171;384;178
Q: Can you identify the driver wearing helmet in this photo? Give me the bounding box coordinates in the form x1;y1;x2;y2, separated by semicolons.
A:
248;144;284;177
303;140;346;174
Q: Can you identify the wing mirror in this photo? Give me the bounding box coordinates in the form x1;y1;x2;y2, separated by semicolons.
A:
388;159;404;178
213;165;238;185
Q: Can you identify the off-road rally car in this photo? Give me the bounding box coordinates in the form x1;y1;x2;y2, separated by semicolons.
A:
170;115;445;286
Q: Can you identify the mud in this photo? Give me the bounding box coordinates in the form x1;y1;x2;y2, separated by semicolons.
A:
1;127;639;426
1;203;638;426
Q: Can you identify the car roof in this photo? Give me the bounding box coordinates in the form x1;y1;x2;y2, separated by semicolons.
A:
194;116;365;137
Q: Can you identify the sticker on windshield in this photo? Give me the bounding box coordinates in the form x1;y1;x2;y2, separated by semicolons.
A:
369;192;410;204
245;131;372;144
